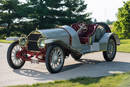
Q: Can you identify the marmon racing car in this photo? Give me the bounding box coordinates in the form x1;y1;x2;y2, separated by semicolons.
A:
7;22;120;73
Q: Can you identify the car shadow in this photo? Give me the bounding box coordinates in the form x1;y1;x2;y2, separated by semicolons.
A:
13;59;130;82
62;59;103;72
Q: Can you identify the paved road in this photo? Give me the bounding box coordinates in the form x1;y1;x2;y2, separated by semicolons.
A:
0;43;130;87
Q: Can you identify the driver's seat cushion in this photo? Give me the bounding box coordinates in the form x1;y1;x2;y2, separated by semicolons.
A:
71;23;97;44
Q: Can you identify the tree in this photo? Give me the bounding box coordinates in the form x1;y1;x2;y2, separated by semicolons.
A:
0;0;92;38
94;19;97;23
58;0;91;25
113;1;130;39
24;0;91;29
106;19;113;25
0;0;21;36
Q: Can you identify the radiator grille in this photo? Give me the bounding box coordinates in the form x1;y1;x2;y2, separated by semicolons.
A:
27;41;39;51
28;34;41;41
27;34;42;51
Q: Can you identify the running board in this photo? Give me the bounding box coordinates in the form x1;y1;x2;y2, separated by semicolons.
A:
80;43;100;54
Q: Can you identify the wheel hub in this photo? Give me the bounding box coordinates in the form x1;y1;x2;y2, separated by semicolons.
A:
107;39;116;58
16;51;21;58
53;54;58;63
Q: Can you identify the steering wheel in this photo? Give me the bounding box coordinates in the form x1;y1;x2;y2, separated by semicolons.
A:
77;22;87;33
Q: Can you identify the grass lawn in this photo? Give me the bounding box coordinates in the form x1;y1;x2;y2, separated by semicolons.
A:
0;40;13;43
117;39;130;53
9;72;130;87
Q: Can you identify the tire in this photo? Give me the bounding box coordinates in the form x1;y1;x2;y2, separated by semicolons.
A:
71;53;82;60
94;22;111;32
45;45;65;73
103;37;117;62
7;41;25;69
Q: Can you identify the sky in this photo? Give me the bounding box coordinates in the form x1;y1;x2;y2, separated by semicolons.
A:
85;0;128;22
20;0;128;22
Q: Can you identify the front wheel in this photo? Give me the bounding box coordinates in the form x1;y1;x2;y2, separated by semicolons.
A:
7;41;25;69
45;45;65;73
103;37;117;62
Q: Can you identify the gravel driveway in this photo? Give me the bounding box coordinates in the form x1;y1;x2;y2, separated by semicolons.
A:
0;43;130;87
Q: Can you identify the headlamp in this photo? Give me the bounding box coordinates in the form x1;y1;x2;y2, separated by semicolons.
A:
37;38;45;48
19;37;27;46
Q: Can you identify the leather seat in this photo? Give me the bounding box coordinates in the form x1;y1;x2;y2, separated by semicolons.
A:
71;23;81;31
71;23;97;44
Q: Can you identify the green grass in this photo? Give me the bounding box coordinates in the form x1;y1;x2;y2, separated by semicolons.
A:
117;39;130;53
0;40;13;43
8;73;130;87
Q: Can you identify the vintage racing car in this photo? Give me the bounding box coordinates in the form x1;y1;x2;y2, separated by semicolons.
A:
7;22;120;73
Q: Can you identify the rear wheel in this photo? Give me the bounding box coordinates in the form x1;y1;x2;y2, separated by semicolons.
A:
103;37;117;62
7;41;25;69
45;45;65;73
